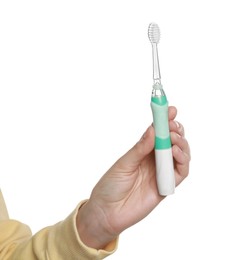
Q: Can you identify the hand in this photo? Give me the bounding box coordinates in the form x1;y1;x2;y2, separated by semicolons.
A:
76;106;190;249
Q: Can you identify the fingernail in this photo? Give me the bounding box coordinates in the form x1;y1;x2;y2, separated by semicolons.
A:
175;121;185;137
175;121;180;128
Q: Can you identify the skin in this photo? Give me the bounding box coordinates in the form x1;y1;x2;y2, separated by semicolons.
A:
76;106;191;249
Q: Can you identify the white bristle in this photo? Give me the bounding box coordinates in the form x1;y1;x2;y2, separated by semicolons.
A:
148;23;160;44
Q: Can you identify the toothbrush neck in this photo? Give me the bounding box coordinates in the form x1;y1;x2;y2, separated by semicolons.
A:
152;43;161;83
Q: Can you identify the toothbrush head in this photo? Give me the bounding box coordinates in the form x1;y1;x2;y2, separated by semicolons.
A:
148;23;160;44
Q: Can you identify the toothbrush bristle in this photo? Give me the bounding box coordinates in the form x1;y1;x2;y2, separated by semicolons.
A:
148;23;160;44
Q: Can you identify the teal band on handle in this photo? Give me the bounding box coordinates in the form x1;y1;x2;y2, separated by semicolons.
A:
151;96;172;150
155;136;171;149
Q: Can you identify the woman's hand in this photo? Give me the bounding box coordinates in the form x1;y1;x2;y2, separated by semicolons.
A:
76;106;191;249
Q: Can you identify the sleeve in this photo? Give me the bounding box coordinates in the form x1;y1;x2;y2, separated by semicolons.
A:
0;201;118;260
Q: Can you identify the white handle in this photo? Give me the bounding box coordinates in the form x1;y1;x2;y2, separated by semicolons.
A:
155;148;175;196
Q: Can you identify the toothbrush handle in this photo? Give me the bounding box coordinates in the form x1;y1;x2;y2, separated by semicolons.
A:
151;96;175;196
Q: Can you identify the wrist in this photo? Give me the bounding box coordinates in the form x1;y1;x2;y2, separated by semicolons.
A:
76;200;117;250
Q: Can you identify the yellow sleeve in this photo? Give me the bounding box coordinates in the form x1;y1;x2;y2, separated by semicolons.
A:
0;201;118;260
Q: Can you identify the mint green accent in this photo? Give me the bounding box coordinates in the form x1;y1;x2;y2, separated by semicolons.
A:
151;96;167;105
151;98;172;150
155;136;171;149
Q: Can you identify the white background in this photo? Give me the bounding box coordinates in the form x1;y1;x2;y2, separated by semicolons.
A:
0;0;236;259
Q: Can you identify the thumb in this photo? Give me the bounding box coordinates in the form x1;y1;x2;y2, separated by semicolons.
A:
117;125;155;169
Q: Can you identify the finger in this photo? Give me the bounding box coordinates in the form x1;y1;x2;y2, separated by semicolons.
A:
168;106;177;121
170;132;190;156
169;120;185;137
169;120;177;133
175;121;185;137
172;144;190;184
172;144;190;166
